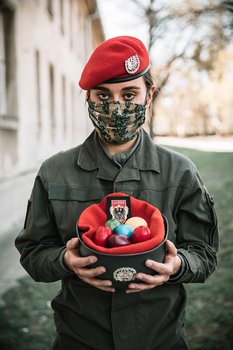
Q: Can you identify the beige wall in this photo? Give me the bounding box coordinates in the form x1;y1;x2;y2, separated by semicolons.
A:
0;0;104;178
0;0;104;236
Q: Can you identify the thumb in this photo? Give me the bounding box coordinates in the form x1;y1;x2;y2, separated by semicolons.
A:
165;240;177;261
66;237;79;250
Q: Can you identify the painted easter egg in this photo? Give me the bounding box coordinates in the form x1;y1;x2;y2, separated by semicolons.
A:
107;234;131;247
131;226;152;243
105;218;121;231
93;226;112;247
125;216;148;229
114;224;134;238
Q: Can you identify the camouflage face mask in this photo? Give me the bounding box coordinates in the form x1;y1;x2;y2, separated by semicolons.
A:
88;100;146;145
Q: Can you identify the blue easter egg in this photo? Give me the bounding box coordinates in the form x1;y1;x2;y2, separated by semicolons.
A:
114;224;134;238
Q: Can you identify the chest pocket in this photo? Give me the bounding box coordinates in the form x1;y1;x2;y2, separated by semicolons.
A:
48;185;102;240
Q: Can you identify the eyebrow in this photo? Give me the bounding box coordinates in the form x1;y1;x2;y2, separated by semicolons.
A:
92;86;141;92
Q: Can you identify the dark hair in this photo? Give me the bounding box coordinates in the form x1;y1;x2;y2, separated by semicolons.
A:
143;70;154;92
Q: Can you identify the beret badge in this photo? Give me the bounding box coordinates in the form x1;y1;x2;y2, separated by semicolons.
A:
125;54;140;74
113;267;137;282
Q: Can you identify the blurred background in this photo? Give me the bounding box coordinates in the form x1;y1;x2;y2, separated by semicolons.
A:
0;0;232;349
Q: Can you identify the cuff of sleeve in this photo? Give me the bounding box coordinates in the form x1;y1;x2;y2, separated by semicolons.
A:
58;247;75;275
168;253;187;283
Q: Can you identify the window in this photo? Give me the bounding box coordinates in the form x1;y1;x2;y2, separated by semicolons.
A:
0;9;18;174
35;50;41;137
69;0;73;48
49;64;55;141
0;9;18;130
62;75;66;135
60;0;64;34
47;0;53;18
0;11;6;117
71;82;75;141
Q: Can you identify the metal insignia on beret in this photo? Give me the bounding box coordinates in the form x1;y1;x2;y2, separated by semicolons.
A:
113;267;137;282
125;55;140;74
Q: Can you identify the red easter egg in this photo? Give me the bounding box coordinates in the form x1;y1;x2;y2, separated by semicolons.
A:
93;226;112;247
131;226;152;243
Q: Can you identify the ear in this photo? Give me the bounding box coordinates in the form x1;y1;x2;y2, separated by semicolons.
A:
145;85;156;108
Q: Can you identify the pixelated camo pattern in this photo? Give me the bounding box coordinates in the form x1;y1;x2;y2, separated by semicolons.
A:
88;101;146;144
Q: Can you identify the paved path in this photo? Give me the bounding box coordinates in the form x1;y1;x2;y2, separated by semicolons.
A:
0;169;37;237
0;169;37;300
0;223;27;300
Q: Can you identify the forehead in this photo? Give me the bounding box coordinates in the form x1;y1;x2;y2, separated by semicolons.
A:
91;77;146;92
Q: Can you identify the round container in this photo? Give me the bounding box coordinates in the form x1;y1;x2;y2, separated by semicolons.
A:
77;215;168;290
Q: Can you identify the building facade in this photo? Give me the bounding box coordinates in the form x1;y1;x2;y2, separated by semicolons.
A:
0;0;104;235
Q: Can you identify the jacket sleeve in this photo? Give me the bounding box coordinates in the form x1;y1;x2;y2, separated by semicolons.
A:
15;165;74;282
170;167;219;284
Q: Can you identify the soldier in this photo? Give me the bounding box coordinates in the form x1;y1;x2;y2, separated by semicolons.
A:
15;36;219;350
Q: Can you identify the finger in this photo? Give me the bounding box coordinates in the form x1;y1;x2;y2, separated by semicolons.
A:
126;272;167;292
77;265;106;279
145;259;173;275
135;272;169;285
97;286;115;292
82;277;115;293
165;240;177;257
125;282;158;293
71;255;98;269
125;289;141;293
66;237;79;250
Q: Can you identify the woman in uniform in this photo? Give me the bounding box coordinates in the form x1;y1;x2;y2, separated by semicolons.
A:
15;36;219;350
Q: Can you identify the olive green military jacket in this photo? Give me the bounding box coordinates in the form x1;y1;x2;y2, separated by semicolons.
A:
15;130;219;350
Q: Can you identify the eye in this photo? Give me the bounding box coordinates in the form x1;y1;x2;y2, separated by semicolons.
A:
97;92;110;101
123;92;136;101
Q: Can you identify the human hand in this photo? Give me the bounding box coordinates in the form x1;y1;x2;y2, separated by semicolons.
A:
64;237;115;292
125;240;181;293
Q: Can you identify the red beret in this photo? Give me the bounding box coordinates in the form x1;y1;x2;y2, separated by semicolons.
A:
79;36;150;90
78;192;165;254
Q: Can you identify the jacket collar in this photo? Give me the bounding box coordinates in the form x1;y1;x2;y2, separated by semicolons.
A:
137;129;160;173
77;130;160;179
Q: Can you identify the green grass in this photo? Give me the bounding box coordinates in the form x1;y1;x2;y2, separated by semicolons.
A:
0;147;232;350
0;278;60;350
170;148;233;350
